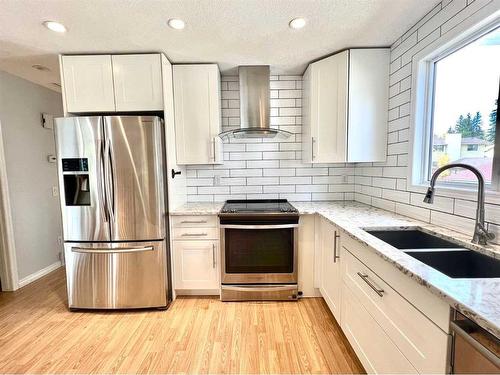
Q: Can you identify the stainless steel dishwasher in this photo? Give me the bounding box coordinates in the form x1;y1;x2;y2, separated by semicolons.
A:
450;310;500;374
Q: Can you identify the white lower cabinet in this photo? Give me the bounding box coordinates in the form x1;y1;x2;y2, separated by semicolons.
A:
342;248;449;374
173;240;219;290
319;217;342;320
341;283;417;374
313;214;450;374
171;215;220;293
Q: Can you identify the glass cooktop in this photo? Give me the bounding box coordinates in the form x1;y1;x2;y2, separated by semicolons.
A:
220;199;298;214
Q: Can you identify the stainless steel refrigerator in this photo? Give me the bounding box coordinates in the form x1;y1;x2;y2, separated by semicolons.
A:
54;116;171;309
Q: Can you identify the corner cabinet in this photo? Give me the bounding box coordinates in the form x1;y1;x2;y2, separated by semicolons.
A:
60;54;164;113
173;64;223;165
302;48;390;163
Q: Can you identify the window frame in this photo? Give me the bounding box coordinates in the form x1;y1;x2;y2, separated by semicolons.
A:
409;7;500;203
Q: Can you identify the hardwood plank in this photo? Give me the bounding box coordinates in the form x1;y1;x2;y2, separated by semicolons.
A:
0;268;365;374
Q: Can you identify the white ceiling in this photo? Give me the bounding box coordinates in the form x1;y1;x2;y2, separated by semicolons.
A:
0;0;440;92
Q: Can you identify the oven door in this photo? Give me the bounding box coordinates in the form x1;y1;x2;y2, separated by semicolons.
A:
221;223;298;284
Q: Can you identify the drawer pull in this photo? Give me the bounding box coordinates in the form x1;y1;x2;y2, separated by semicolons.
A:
181;233;208;237
180;220;208;224
357;272;384;297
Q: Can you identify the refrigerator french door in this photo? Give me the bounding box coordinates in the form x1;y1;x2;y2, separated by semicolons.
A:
55;116;169;309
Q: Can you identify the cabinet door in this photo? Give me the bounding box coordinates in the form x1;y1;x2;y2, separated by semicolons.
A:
61;55;115;113
173;64;222;165
112;54;163;111
173;240;219;290
348;49;390;162
320;218;342;320
309;51;348;163
341;283;418;374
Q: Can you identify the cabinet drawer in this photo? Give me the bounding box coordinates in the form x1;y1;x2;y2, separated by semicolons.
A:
171;215;218;228
343;250;449;374
172;227;219;240
342;235;450;332
341;282;417;374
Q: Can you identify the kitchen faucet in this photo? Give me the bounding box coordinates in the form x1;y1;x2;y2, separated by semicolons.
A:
423;163;495;245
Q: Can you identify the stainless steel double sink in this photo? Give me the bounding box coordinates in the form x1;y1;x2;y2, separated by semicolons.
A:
365;228;500;279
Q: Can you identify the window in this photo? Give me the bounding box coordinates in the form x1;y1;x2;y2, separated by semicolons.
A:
428;26;500;186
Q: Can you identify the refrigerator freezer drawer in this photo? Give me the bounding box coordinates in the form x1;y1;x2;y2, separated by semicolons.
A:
64;240;168;309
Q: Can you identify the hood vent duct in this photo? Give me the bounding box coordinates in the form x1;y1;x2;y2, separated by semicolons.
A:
218;66;292;141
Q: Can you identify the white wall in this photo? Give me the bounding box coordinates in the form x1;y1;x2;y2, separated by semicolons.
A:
186;75;355;202
354;0;500;241
0;70;63;282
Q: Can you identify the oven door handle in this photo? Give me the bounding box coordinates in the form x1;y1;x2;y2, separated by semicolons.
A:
220;224;299;229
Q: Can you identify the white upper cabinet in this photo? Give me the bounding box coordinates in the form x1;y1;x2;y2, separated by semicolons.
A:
173;64;222;165
61;55;115;113
112;54;163;111
348;49;390;162
60;54;163;113
302;48;389;163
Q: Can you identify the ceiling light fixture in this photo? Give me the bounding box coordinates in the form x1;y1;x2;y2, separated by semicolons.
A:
289;17;306;29
167;18;185;30
43;21;67;33
32;64;51;72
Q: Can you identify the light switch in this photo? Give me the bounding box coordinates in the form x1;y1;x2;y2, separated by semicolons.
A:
52;186;58;197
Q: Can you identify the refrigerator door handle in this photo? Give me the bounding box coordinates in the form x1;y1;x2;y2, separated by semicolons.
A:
103;139;115;222
71;245;154;254
98;139;108;222
108;141;116;218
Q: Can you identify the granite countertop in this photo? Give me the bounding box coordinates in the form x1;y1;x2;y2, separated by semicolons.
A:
170;202;224;216
170;200;500;337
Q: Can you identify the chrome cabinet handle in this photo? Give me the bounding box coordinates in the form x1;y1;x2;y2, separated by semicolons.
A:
212;243;216;268
180;220;208;224
72;246;154;254
181;233;208;237
357;272;384;297
210;138;215;161
312;137;316;160
333;231;340;263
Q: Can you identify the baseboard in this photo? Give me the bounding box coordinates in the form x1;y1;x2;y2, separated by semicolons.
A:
18;261;62;288
175;289;220;296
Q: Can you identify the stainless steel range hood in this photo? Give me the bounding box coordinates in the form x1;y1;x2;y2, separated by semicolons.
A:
219;66;292;141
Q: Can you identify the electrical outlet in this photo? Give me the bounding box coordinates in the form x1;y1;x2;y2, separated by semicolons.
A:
214;175;221;186
57;236;63;245
52;186;58;197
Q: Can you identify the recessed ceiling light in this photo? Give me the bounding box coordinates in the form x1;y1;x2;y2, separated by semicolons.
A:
167;18;185;30
289;17;306;29
43;21;67;33
32;64;51;72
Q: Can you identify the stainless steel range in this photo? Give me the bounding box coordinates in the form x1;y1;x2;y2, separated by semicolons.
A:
219;199;299;301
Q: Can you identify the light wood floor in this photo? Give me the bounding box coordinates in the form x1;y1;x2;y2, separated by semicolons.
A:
0;268;364;374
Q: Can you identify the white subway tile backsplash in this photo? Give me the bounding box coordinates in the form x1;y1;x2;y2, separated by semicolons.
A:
353;0;500;241
247;177;279;185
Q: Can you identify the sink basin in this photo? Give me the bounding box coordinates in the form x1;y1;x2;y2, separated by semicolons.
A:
404;249;500;278
365;229;459;249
